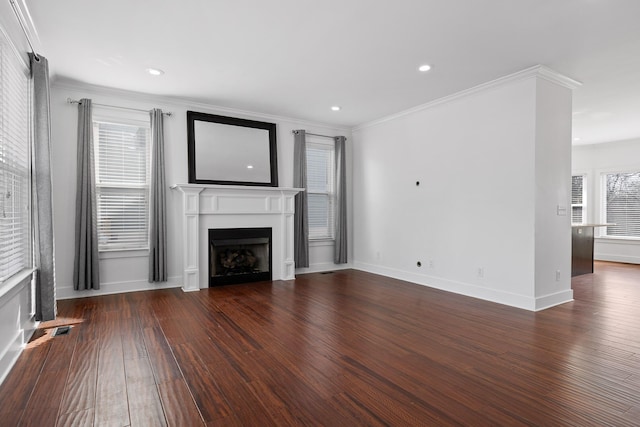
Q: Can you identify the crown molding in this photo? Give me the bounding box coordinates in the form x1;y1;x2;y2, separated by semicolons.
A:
535;65;582;90
52;77;351;134
354;65;582;132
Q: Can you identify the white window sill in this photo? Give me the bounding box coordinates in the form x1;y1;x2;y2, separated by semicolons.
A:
0;268;35;300
309;239;335;247
99;249;149;259
595;236;640;245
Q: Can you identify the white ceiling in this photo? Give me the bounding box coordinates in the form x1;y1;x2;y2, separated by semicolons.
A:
10;0;640;143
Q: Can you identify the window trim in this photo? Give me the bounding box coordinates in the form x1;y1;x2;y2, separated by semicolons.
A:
599;170;640;240
0;26;33;288
306;137;336;241
93;113;151;252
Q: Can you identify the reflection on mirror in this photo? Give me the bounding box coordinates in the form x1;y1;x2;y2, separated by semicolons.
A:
187;111;278;186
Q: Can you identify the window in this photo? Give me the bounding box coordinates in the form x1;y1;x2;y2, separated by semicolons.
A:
0;31;31;283
306;141;335;240
94;119;150;250
571;175;586;224
602;172;640;238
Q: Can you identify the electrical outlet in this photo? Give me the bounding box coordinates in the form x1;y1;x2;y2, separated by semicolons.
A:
556;270;561;281
429;260;434;268
477;267;484;278
376;251;381;261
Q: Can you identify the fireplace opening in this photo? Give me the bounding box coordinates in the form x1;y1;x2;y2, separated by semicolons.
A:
208;228;272;286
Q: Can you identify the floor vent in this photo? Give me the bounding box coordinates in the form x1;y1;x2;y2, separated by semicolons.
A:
53;326;72;336
320;271;335;275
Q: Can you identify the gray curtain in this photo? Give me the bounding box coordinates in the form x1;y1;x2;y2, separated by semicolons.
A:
293;130;309;267
73;99;100;290
149;109;167;282
30;54;56;320
334;136;348;264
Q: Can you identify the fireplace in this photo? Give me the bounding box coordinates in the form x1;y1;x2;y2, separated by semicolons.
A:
172;184;301;291
209;227;272;286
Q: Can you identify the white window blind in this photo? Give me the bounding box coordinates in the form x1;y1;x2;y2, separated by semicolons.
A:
571;175;586;224
0;31;31;283
94;120;150;250
603;172;640;238
306;142;335;240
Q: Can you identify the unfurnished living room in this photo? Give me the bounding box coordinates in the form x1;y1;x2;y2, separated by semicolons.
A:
1;1;640;425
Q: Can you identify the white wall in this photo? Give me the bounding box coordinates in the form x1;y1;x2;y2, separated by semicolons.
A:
51;81;352;299
533;79;573;305
572;138;640;263
352;69;574;311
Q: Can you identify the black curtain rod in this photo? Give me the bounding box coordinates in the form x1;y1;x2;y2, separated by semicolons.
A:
307;132;336;139
67;98;173;116
292;130;345;140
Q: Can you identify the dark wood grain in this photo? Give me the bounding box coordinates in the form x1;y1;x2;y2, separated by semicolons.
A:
58;338;99;417
1;261;640;426
20;330;77;426
157;379;204;426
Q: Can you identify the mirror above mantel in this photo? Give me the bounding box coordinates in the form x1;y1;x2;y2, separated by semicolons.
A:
187;111;278;186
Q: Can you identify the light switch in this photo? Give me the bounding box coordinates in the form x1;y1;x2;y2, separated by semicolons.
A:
557;205;567;216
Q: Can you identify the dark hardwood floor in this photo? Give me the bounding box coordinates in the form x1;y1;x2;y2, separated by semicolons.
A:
1;261;639;426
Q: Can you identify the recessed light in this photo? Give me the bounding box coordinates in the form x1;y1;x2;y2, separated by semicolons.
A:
418;64;432;72
331;106;341;111
573;137;581;141
246;165;254;169
146;68;164;76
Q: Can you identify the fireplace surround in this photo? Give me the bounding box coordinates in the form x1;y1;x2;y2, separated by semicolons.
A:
172;184;302;291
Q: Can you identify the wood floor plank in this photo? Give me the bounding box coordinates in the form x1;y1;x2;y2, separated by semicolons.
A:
125;357;167;426
58;338;100;417
2;261;640;425
127;382;167;427
56;408;95;427
171;342;232;423
21;329;78;426
142;326;183;384
94;325;129;427
157;379;204;426
0;333;52;423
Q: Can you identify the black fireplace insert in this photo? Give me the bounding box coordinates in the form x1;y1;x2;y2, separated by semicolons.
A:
208;227;272;286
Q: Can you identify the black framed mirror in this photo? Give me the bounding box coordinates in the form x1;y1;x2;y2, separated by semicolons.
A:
187;111;278;186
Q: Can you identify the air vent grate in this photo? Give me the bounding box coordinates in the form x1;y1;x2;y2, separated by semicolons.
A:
53;326;72;336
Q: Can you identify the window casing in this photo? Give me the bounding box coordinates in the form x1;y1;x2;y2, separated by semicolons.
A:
0;30;31;283
571;174;586;224
94;119;150;251
306;141;335;240
602;172;640;238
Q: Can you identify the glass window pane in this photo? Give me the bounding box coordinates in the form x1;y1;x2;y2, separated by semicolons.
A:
605;172;640;237
571;176;583;204
307;147;330;192
0;32;31;282
306;142;335;239
94;120;150;250
571;207;583;224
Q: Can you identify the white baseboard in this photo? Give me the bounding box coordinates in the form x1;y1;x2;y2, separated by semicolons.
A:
295;262;352;275
56;275;182;300
534;289;574;311
352;261;572;312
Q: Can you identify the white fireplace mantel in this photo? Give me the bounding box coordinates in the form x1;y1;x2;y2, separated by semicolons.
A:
172;184;303;291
